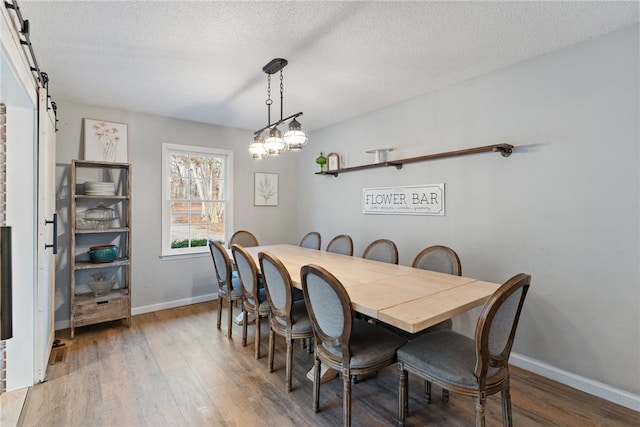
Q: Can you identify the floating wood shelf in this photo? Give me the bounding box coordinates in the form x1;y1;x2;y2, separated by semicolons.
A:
315;143;514;177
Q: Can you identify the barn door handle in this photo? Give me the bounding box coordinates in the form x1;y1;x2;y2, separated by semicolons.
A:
45;213;58;254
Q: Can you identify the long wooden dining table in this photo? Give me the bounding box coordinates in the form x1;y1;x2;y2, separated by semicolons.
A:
241;244;501;334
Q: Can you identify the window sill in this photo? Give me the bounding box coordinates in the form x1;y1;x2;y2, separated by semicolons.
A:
159;252;210;261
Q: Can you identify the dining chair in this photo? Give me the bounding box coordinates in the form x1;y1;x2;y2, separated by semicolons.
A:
397;273;531;427
412;245;461;275
259;251;314;392
362;238;399;264
229;229;259;248
231;244;270;359
411;244;462;332
301;264;407;427
408;244;463;400
299;231;321;250
209;240;243;338
325;234;354;256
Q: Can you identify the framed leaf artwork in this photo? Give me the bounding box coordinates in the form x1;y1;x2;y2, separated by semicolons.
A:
254;172;278;206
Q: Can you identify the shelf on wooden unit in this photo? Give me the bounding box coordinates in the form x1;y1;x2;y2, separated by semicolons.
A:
315;143;514;177
73;258;130;270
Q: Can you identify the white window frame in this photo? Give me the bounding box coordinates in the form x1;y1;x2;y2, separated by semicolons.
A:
161;143;233;258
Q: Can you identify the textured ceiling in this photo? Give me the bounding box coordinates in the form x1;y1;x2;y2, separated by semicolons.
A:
16;1;639;132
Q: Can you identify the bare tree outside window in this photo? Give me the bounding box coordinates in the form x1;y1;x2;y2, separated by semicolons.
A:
169;152;226;247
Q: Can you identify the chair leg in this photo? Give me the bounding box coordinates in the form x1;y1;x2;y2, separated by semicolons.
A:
307;337;313;354
254;315;261;359
227;299;233;338
267;329;275;373
425;380;431;404
286;338;293;392
442;389;449;402
313;356;321;413
475;395;487;427
217;298;223;329
343;369;352;427
502;383;513;426
242;310;248;346
398;362;407;427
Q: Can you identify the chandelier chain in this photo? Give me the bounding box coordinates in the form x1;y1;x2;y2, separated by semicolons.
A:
266;74;272;106
279;70;284;121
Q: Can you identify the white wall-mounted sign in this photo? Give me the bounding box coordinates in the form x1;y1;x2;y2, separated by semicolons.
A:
363;184;445;215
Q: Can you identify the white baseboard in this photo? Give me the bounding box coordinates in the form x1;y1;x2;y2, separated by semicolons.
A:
510;352;640;412
131;293;218;316
54;293;219;332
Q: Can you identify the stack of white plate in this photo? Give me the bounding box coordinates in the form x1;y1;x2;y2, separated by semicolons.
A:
84;181;116;196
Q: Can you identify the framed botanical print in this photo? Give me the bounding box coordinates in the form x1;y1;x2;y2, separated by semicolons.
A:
83;119;128;163
254;172;278;206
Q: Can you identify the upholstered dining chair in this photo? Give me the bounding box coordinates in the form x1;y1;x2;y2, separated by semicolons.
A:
299;231;321;250
209;240;243;338
397;273;531;427
259;251;314;392
301;264;407;427
231;244;270;359
325;234;354;256
412;245;462;275
411;244;462;332
408;244;463;401
362;238;399;264
229;229;259;248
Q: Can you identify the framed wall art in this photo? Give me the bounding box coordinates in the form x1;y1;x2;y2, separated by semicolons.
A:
83;119;128;163
254;172;278;206
326;152;340;172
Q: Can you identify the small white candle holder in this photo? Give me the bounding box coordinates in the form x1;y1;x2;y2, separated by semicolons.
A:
365;148;395;163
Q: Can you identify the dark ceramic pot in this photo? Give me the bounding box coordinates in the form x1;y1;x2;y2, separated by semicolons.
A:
88;244;118;263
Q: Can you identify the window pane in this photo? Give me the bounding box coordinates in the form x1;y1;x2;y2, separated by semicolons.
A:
170;202;189;226
189;178;207;201
206;202;225;243
212;179;224;200
212;157;225;180
170;225;190;248
170;175;187;200
170;153;189;178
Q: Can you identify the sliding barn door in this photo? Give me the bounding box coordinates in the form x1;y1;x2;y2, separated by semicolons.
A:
35;87;56;382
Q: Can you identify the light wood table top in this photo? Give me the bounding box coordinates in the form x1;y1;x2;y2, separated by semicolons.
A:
242;244;500;333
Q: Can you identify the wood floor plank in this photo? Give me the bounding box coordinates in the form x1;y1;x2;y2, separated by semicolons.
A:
16;301;640;426
0;387;27;427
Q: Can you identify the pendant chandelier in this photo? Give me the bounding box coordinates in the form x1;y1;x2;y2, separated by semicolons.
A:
249;58;308;160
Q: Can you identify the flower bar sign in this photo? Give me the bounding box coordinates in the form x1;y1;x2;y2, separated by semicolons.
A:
362;184;445;216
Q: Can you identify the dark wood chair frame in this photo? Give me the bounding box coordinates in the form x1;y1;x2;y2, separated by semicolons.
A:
325;234;354;256
362;238;399;264
209;240;243;338
231;244;269;359
398;273;531;427
301;264;400;427
259;252;314;392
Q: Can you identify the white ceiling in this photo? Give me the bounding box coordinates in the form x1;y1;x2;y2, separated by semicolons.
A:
16;1;639;132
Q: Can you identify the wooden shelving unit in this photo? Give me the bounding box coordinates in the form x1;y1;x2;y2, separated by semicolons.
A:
316;143;514;177
70;160;131;338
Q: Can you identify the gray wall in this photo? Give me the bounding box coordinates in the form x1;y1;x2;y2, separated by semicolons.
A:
296;26;639;395
54;103;300;322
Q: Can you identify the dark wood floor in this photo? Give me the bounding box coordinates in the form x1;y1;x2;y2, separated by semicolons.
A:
18;301;639;426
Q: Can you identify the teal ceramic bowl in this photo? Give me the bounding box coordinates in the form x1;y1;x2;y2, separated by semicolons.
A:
89;244;118;263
